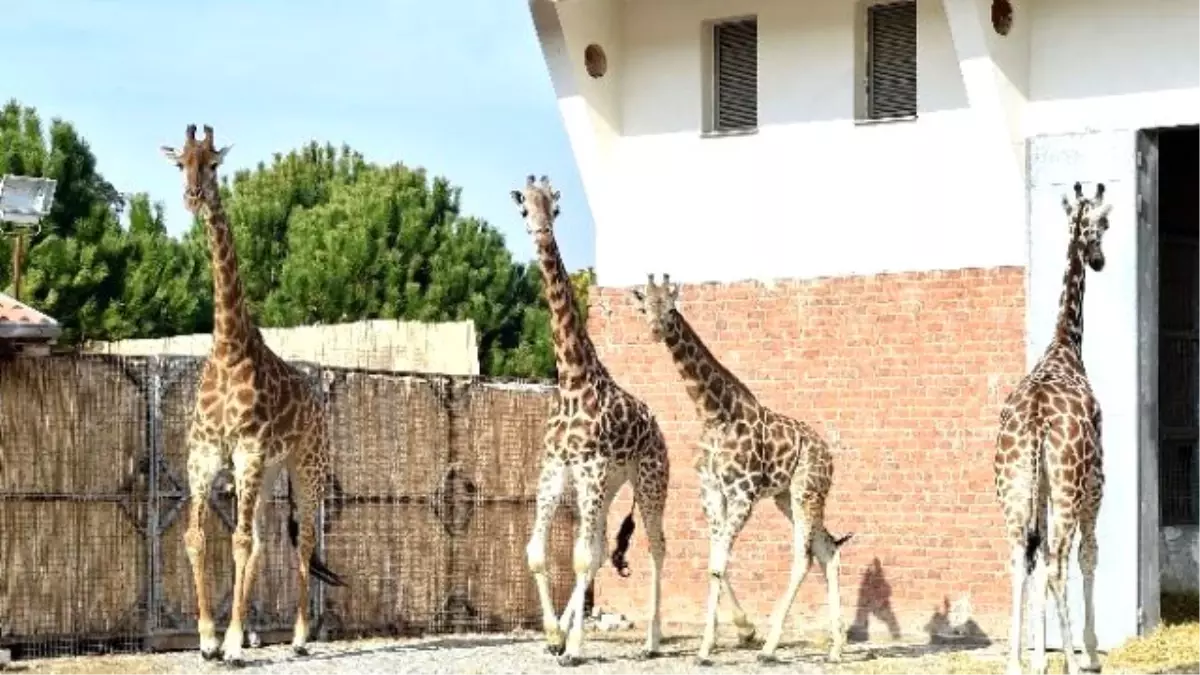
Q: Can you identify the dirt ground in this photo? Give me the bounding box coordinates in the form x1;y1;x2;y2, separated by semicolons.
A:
8;626;1197;675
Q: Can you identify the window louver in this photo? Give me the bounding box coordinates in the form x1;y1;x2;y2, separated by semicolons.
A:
867;1;917;120
713;18;758;132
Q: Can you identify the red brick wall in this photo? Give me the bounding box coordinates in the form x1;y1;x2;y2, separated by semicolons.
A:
586;266;1027;642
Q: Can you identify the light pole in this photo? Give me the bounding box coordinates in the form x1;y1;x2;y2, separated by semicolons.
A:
0;175;57;302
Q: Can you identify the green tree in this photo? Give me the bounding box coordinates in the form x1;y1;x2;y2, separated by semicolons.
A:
0;100;134;343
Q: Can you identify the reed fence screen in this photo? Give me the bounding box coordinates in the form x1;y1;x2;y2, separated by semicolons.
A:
0;354;575;659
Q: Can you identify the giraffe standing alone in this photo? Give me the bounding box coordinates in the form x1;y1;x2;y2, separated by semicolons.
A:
161;125;346;666
994;182;1111;675
631;273;852;665
511;176;669;667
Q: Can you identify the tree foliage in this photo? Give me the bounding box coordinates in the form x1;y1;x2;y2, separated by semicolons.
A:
0;101;589;379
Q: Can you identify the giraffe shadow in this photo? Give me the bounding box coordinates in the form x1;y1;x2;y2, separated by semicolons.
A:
847;557;902;644
844;558;991;658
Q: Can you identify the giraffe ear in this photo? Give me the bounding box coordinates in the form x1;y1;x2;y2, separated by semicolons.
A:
214;144;233;166
668;283;680;301
1090;202;1113;223
510;190;524;205
629;288;645;303
160;145;182;165
1060;193;1075;216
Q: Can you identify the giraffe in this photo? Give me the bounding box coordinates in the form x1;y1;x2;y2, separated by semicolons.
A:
994;181;1111;675
630;273;853;665
161;124;346;666
510;175;669;667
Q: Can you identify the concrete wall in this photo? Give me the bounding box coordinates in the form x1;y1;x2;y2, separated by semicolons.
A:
86;319;480;376
1161;525;1200;593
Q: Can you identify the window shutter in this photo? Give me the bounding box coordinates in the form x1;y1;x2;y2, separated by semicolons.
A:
867;1;917;120
714;18;757;132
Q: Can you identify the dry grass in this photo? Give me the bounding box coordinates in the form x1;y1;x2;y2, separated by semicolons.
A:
1103;591;1200;675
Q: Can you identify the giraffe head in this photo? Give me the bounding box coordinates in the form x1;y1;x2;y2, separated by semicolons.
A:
160;124;232;213
1061;181;1112;272
510;174;561;241
630;273;680;340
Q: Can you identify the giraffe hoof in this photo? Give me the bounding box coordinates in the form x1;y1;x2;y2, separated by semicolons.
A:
557;654;582;668
292;645;310;657
223;657;246;669
200;648;222;662
634;649;660;660
545;642;566;656
757;653;782;664
694;656;714;667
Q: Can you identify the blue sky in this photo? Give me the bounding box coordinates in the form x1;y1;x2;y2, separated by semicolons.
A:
3;0;594;271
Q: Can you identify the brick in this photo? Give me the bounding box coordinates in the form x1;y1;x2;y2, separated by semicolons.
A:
587;266;1025;641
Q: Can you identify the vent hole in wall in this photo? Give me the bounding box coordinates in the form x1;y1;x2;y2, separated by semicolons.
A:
584;43;607;79
991;0;1013;36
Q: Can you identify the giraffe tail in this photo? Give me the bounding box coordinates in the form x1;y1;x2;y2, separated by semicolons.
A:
1023;421;1049;577
286;474;348;588
610;505;637;578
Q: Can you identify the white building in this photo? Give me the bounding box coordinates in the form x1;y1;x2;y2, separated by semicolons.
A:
528;0;1197;651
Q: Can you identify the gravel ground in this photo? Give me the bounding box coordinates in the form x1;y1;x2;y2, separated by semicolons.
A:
8;630;1014;675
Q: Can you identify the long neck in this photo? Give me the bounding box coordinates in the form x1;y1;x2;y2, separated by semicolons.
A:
1053;222;1087;352
200;185;256;356
658;309;757;424
533;231;605;390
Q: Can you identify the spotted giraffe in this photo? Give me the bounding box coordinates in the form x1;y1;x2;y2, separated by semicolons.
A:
630;273;853;665
161;124;346;666
994;182;1111;675
511;175;669;667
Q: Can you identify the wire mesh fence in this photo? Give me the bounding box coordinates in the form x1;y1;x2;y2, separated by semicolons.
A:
0;353;575;660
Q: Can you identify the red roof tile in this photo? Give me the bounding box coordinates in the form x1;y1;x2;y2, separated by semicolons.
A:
0;293;57;325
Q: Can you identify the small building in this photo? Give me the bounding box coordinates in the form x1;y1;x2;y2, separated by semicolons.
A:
527;0;1197;649
0;293;61;357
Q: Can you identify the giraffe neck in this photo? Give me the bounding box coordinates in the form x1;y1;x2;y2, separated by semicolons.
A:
533;232;605;391
658;309;757;424
200;184;257;359
1053;222;1088;352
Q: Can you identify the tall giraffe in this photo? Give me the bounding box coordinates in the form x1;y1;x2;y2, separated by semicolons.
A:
994;182;1111;675
511;175;669;666
161;124;346;666
631;273;852;665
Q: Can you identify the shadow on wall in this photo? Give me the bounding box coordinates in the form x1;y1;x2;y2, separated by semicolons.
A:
848;557;992;649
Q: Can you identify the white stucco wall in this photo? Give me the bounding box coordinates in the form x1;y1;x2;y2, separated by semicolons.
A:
531;0;1200;287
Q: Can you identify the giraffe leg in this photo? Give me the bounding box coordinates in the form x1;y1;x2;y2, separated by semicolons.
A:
1046;520;1081;675
760;495;813;662
697;492;752;665
221;445;265;666
526;458;568;655
1079;519;1101;672
559;471;609;667
239;465;279;653
1008;540;1033;675
723;578;760;648
815;527;847;662
184;438;224;661
288;464;321;657
634;463;669;659
1027;538;1046;675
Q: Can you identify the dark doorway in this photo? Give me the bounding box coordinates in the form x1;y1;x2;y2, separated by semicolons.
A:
1156;125;1199;594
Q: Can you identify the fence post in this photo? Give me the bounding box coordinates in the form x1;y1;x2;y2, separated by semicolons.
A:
313;365;332;638
145;356;165;643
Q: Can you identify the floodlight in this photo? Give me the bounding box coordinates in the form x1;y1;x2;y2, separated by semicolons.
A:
0;175;58;234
